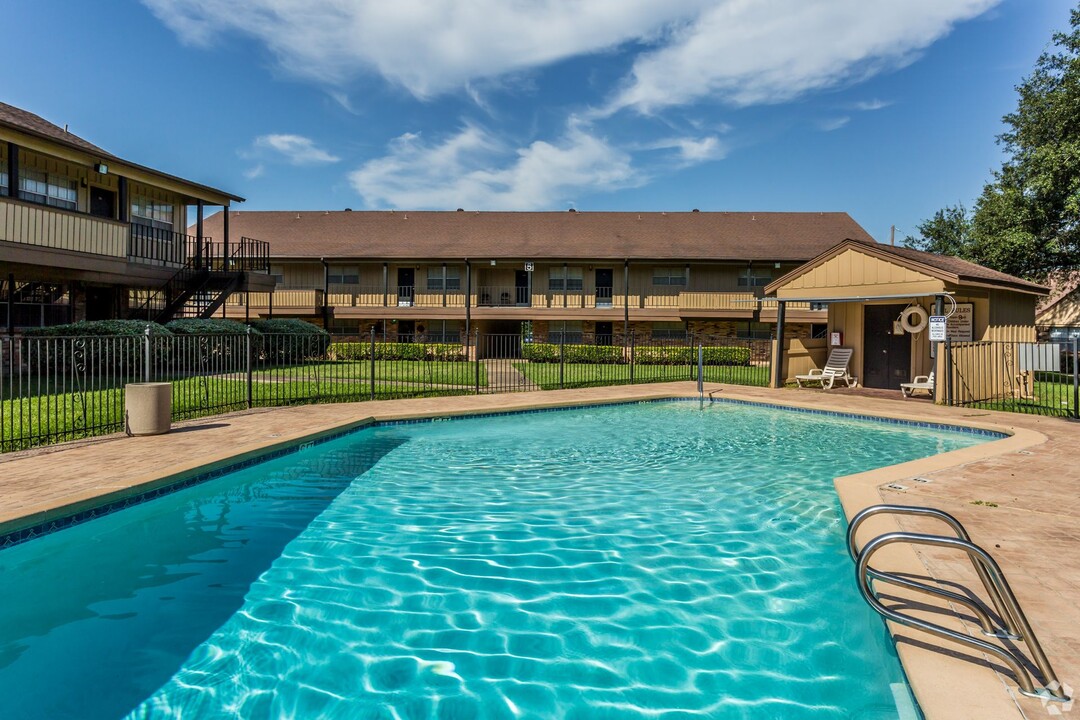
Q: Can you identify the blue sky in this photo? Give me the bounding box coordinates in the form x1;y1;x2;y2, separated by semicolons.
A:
4;0;1072;243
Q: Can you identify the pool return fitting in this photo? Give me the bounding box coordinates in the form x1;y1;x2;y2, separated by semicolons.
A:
847;504;1070;703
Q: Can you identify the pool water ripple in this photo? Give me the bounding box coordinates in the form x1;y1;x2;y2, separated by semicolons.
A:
124;403;981;719
1;402;984;719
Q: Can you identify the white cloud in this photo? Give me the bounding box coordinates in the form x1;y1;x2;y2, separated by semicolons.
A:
348;122;641;210
604;0;1000;114
253;134;340;164
141;0;708;98
642;136;727;164
818;117;851;132
143;1;997;108
852;99;892;112
243;164;265;179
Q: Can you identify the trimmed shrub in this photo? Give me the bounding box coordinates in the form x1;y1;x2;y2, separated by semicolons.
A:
166;318;258;336
247;319;329;364
328;342;467;362
23;319;172;338
522;342;624;364
635;345;751;366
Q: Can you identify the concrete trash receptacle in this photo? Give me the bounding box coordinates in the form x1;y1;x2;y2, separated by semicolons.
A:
125;382;172;436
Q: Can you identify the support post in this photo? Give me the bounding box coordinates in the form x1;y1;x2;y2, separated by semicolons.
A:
382;262;388;307
623;259;630;339
629;333;636;384
442;263;448;308
268;291;273;319
118;177;128;223
195;200;204;267
464;260;472;339
698;344;704;407
245;291;250;322
773;300;787;388
945;338;954;406
321;259;330;330
6;143;18;198
222;206;231;272
474;330;481;395
563;262;568;308
559;330;565;389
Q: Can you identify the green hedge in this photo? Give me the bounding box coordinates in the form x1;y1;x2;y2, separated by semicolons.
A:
329;342;467;362
249;319;329;363
23;319;172;338
635;346;751;366
522;343;625;364
166;318;258;336
248;319;329;337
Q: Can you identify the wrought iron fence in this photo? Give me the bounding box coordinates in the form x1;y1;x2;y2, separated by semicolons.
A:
944;338;1079;418
1;330;772;453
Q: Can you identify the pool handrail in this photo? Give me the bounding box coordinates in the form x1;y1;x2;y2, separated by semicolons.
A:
856;531;1069;702
847;504;1018;637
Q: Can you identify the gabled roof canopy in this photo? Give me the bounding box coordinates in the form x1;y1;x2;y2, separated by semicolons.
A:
766;239;1048;299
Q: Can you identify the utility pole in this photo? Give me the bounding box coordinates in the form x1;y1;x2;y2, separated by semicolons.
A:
890;225;896;246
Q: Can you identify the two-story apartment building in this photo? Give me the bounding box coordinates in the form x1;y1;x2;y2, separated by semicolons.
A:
0;102;271;331
205;209;875;345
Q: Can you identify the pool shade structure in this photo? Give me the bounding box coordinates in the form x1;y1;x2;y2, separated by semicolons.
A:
765;240;1047;395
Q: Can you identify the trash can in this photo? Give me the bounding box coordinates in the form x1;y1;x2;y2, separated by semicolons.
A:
125;382;172;436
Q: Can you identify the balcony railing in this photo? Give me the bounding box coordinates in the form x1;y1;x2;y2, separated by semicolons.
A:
128;223;189;266
476;286;531;307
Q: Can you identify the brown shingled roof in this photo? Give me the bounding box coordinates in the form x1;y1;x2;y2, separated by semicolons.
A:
0;102;244;203
872;243;1047;294
199;209;875;262
0;102;110;156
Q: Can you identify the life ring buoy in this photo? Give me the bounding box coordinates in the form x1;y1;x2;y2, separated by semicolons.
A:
900;306;929;334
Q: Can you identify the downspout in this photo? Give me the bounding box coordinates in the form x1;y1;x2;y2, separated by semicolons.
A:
321;258;330;329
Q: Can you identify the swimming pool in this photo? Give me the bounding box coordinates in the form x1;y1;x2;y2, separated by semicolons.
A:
0;400;990;719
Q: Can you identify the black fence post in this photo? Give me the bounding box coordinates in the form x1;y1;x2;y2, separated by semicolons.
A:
245;326;253;409
1073;335;1079;420
369;326;376;401
559;332;565;390
474;331;481;395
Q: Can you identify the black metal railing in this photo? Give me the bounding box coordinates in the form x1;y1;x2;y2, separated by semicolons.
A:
128;224;190;266
1;331;771;453
944;338;1079;418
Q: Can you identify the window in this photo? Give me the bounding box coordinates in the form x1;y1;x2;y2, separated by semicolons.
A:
810;301;828;311
426;266;461;291
549;321;583;344
548;267;583;291
131;195;174;230
736;322;773;339
651;321;687;340
425;320;461;343
2;282;70;328
327;265;359;285
0;168;7;194
19;169;77;211
737;271;772;287
652;268;687;286
811;323;828;339
270;265;285;286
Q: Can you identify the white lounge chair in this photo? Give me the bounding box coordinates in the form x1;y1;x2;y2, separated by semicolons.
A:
901;371;935;398
795;348;857;390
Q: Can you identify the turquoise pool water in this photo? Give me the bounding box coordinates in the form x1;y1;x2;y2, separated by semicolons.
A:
0;401;988;719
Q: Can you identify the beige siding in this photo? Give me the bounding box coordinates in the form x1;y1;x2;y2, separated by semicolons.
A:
778;248;945;299
0;196;127;257
1039;293;1080;327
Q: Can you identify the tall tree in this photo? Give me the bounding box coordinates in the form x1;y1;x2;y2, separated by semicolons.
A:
910;5;1080;278
904;204;972;256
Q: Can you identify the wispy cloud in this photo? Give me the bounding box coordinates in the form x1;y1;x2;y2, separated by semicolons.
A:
851;98;892;111
348;121;642;210
252;134;340;165
640;136;727;164
818;117;851;132
243;164;265;179
143;0;999;109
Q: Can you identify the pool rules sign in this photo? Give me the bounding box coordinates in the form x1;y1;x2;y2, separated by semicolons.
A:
929;303;974;342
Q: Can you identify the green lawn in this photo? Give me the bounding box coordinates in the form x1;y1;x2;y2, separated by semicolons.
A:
966;379;1076;416
252;359;486;387
514;362;770;390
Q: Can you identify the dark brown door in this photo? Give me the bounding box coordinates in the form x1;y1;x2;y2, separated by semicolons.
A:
89;187;115;218
863;304;911;389
595;322;613;346
397;268;414;304
397;320;415;343
595;268;613;306
515;270;530;305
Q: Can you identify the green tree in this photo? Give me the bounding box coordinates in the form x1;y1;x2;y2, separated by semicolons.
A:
912;5;1080;278
904;204;973;257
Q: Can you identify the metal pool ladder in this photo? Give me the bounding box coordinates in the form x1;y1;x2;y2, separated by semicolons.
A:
847;504;1070;703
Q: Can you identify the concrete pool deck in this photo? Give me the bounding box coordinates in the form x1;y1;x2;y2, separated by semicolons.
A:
0;382;1077;719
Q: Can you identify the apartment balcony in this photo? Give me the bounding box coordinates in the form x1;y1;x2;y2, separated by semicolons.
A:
1;194;129;259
